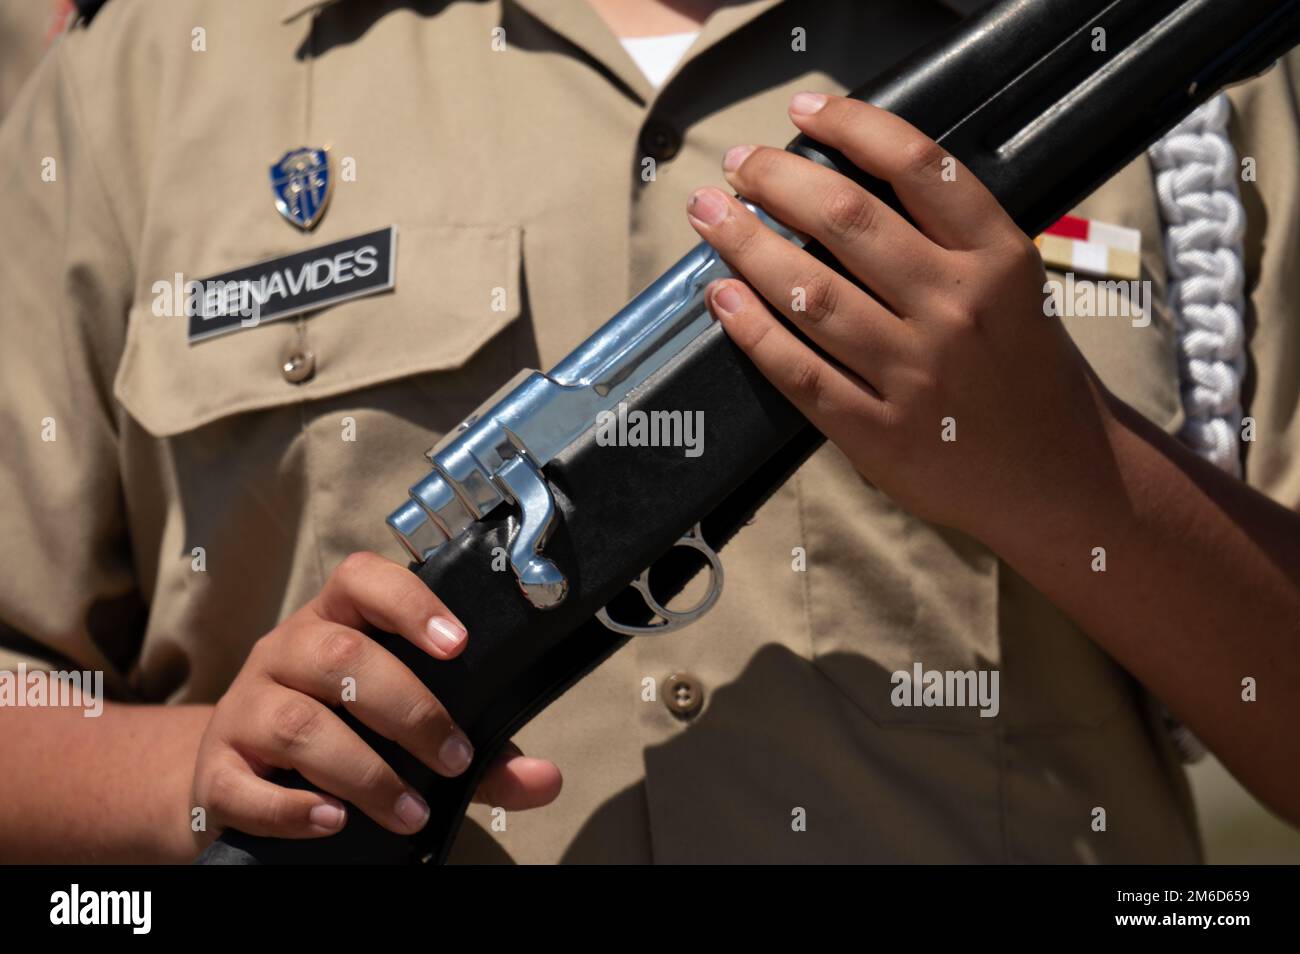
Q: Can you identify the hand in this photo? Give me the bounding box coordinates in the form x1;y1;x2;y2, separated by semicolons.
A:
190;551;561;846
687;93;1116;546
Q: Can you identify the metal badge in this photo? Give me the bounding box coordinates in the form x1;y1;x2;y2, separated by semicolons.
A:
269;147;332;230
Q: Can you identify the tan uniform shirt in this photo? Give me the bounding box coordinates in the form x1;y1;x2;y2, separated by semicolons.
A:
1;0;1297;863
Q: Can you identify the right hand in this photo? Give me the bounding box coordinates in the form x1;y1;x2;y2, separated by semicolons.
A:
190;551;562;845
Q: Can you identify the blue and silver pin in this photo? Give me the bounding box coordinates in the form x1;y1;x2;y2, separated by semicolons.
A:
269;146;332;230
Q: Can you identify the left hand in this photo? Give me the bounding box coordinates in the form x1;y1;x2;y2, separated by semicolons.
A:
687;92;1117;546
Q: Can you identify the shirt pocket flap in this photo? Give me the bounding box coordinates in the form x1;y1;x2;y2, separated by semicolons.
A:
113;223;523;438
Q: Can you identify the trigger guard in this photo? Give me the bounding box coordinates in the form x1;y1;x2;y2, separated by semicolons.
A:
596;524;724;636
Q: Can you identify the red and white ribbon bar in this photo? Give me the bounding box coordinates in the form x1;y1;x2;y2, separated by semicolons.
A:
1034;214;1142;281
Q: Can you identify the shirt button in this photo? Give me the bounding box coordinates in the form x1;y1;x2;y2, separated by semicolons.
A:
281;348;316;384
663;671;705;720
640;120;682;162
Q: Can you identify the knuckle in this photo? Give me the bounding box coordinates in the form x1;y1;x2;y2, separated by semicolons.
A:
388;576;433;626
937;289;983;332
821;186;876;243
734;314;773;354
952;304;983;332
398;692;446;736
907;365;941;397
727;217;764;261
354;756;395;796
332;550;379;588
202;764;241;813
790;360;824;400
903;137;949;181
742;145;781;182
313;627;366;679
872;403;915;461
877;402;909;445
264;790;305;832
1006;234;1045;276
743;319;769;356
800;274;840;325
247;632;277;668
268;697;322;752
885;398;924;445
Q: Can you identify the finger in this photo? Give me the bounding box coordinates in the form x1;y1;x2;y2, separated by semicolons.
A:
707;278;892;447
315;551;466;660
686;188;911;385
473;742;563;811
707;276;889;444
718;146;946;315
239;686;433;835
787;92;1019;250
265;623;474;778
201;750;350;840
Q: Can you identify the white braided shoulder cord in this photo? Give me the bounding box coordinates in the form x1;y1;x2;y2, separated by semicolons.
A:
1145;93;1248;762
1148;93;1248;477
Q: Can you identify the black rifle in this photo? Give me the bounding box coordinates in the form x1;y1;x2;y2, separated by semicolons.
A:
201;0;1300;864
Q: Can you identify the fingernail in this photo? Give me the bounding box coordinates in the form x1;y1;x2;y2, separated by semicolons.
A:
789;92;828;116
723;145;755;172
426;616;465;653
688;188;728;227
440;735;473;774
394;792;430;830
711;283;744;318
309;801;345;830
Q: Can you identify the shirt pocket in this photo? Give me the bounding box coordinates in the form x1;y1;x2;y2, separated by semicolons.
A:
113;223;525;438
107;224;528;698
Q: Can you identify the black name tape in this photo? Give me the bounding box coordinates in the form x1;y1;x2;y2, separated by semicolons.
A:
186;226;396;343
